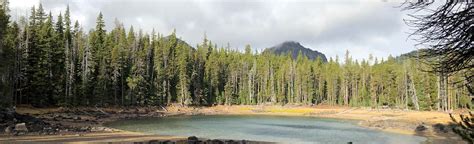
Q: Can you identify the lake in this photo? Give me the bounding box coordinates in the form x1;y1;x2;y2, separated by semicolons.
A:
106;115;426;144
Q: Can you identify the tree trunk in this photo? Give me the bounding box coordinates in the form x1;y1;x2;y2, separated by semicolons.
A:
410;80;420;110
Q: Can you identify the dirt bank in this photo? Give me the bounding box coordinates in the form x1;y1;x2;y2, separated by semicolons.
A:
0;105;470;143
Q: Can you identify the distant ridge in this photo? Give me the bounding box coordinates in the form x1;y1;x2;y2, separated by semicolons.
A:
263;41;327;62
163;35;195;49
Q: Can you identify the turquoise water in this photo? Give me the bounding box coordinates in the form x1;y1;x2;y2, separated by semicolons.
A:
106;115;426;144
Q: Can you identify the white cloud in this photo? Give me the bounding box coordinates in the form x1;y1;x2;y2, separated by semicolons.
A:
9;0;38;9
6;0;418;61
8;0;39;18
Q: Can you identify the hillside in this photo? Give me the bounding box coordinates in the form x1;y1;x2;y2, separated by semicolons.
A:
163;35;195;50
393;49;431;63
263;41;327;62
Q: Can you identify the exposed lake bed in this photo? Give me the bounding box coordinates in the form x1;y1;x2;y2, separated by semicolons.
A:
0;105;468;143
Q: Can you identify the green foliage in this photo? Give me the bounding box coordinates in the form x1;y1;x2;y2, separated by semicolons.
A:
0;1;12;107
0;3;471;112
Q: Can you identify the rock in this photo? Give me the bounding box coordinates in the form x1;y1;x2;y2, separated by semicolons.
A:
53;117;62;121
188;136;198;140
91;126;114;132
148;140;159;144
16;131;26;136
75;134;84;136
210;139;224;144
103;127;114;132
415;124;428;132
79;127;91;132
433;123;449;133
90;127;102;132
15;123;28;132
4;126;13;134
59;129;69;133
73;116;81;121
188;136;199;143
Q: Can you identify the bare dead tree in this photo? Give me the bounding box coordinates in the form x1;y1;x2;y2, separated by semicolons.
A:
403;0;473;95
404;1;473;141
449;112;474;143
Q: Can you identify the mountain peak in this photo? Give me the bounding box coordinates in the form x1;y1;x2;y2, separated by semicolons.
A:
278;41;301;47
264;41;327;62
282;41;299;44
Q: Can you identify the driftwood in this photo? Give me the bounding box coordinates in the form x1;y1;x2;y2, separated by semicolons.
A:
94;105;110;115
159;105;168;112
336;107;358;115
78;109;93;116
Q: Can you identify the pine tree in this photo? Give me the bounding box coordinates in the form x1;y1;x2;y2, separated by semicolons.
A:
176;41;192;105
34;11;55;106
127;31;149;106
0;0;14;107
52;12;66;106
87;12;107;105
110;20;128;105
64;5;74;106
73;20;86;105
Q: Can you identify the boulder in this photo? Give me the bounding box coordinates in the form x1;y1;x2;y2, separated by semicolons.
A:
14;123;28;132
79;126;91;132
4;126;13;134
188;136;199;143
432;123;449;133
148;140;159;144
188;136;198;140
210;139;224;144
59;129;69;133
73;116;81;121
415;124;428;132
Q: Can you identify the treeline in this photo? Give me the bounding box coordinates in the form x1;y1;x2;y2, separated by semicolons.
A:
0;3;471;110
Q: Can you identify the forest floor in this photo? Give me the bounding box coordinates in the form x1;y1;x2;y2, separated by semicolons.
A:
0;104;470;143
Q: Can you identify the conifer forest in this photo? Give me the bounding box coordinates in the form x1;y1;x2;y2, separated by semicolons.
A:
0;3;472;111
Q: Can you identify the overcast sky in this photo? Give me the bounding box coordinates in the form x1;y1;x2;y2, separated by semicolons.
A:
8;0;420;61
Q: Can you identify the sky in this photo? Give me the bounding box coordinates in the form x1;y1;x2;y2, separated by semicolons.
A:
8;0;421;61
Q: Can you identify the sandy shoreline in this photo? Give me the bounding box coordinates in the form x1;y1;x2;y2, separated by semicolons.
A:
0;105;469;143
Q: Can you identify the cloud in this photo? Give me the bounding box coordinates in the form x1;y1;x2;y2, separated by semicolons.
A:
7;0;417;61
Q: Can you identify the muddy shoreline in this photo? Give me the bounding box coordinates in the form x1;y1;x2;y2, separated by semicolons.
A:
0;105;469;143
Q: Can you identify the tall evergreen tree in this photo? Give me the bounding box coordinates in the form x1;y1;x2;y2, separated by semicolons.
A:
0;0;13;107
1;3;471;112
87;12;107;105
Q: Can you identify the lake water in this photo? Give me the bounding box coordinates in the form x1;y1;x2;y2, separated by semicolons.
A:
106;115;426;144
